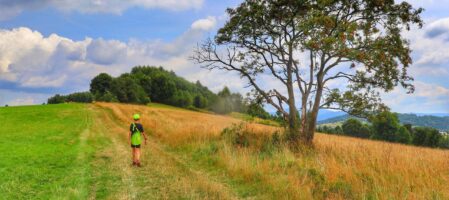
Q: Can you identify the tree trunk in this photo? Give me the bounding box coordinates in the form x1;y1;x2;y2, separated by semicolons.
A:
286;45;300;141
286;83;299;141
303;70;325;145
300;97;309;142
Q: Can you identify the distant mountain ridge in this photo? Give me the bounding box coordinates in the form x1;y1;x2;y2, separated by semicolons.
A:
318;113;449;131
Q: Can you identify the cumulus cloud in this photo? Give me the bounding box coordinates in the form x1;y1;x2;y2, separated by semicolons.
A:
86;39;128;65
0;0;204;20
383;81;449;113
0;16;231;105
191;16;217;31
402;17;449;77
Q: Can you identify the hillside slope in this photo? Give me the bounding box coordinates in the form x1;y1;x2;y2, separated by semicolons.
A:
1;103;448;199
318;113;449;130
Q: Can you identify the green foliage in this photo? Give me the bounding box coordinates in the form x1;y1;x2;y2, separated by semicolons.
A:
342;118;371;138
412;127;442;148
194;0;423;144
320;114;449;131
317;125;343;135
48;92;94;104
170;91;193;108
95;91;118;102
370;111;402;142
110;74;150;104
47;94;66;104
220;123;282;152
65;92;94;103
438;135;449;149
319;111;449;148
49;66;272;116
86;66;219;108
150;73;177;103
211;87;246;114
399;114;449;131
193;95;208;108
396;126;412;144
246;101;271;119
221;123;250;147
90;73;113;97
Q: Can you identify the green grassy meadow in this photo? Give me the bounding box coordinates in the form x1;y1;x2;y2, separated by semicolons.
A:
0;104;97;199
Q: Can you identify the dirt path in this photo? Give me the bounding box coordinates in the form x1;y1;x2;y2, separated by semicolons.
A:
88;104;239;200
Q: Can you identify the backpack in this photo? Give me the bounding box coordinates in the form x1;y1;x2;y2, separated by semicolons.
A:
131;123;142;145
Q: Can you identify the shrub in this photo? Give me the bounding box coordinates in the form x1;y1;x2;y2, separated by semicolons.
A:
47;94;66;104
342;118;371;138
220;123;282;152
221;123;249;147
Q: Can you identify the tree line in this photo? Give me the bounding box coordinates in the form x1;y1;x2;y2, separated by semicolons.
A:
48;66;273;117
317;111;449;149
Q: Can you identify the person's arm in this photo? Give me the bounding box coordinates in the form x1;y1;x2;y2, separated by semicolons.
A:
142;131;148;145
128;131;132;145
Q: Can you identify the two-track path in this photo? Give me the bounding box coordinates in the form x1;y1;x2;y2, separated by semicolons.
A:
87;104;241;200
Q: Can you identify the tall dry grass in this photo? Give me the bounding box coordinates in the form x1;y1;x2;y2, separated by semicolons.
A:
96;102;449;199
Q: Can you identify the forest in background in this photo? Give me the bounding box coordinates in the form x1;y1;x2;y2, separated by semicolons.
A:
47;66;273;119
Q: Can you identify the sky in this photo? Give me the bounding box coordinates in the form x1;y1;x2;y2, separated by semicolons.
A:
0;0;448;113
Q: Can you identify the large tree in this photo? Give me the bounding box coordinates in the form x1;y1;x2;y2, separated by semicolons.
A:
192;0;423;145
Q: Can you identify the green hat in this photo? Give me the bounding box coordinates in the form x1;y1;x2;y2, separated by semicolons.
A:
133;114;140;120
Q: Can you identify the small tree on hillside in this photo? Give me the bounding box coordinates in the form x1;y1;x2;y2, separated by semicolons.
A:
194;95;208;108
90;73;113;99
192;0;423;145
342;118;371;138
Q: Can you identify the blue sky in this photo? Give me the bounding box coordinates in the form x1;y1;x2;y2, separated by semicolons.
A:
0;0;448;113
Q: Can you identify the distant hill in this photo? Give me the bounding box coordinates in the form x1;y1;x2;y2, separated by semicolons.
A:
317;109;346;121
318;113;449;131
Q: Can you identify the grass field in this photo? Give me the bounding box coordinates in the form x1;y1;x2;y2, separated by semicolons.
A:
1;102;448;199
0;104;94;199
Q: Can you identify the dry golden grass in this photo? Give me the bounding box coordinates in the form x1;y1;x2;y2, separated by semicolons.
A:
96;102;449;199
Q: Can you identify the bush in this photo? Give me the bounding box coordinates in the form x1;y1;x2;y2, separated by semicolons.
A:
221;123;250;147
170;91;193;108
370;111;401;142
220;123;282;152
438;135;449;149
66;92;94;103
111;74;150;104
95;91;118;102
412;127;442;147
47;94;66;104
342;118;371;138
396;126;412;144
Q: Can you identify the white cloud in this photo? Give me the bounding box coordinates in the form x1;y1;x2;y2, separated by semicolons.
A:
86;39;128;65
0;16;237;106
0;0;204;20
8;97;36;106
0;89;48;106
191;16;217;31
382;81;449;113
401;17;449;78
413;81;449;98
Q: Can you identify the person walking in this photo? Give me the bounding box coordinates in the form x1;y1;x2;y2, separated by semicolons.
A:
129;114;147;167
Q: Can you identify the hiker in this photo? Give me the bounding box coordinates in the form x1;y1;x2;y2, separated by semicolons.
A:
129;114;148;167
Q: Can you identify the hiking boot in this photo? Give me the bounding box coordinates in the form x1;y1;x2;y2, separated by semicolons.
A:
136;162;142;167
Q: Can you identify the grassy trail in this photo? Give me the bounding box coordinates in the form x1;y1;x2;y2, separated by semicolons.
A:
90;104;240;199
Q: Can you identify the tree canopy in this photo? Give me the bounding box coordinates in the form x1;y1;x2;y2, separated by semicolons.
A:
192;0;423;145
48;66;263;117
